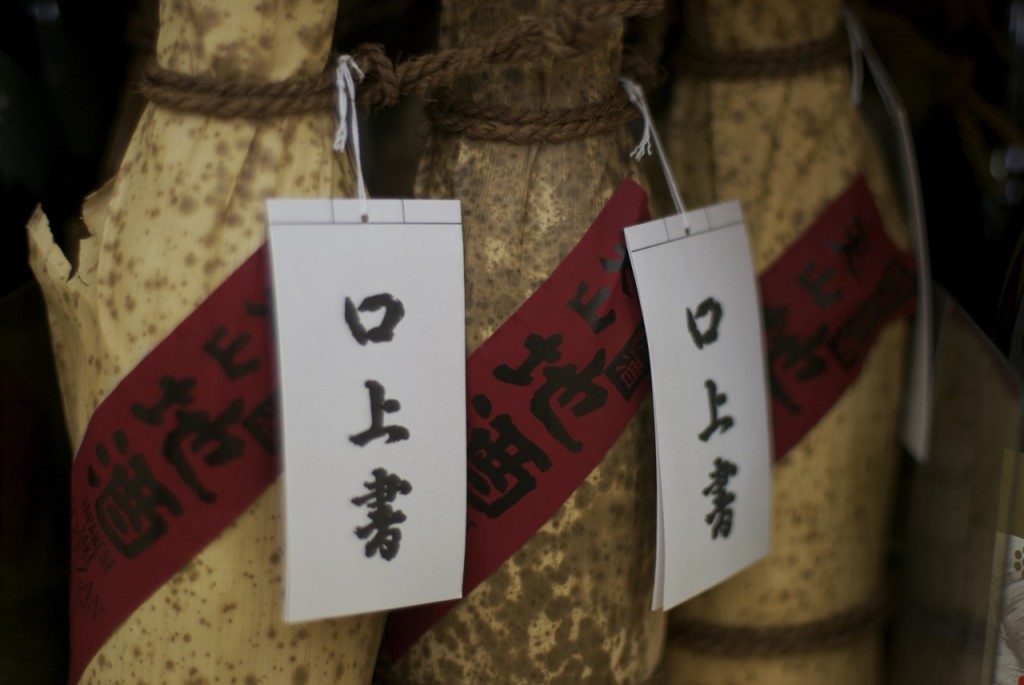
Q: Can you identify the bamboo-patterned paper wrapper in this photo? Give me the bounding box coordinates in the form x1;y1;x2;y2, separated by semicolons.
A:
26;1;385;682
381;2;665;684
661;0;911;683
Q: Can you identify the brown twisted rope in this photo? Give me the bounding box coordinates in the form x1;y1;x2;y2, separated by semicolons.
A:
669;596;888;657
139;62;336;118
139;0;663;143
425;91;639;143
622;11;671;93
676;25;850;79
356;0;663;109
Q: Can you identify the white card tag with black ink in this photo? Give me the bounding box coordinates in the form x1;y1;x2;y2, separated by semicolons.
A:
625;203;772;611
843;8;935;462
267;198;465;622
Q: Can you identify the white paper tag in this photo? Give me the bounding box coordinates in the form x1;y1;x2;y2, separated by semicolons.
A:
625;203;772;611
843;8;935;462
267;198;465;622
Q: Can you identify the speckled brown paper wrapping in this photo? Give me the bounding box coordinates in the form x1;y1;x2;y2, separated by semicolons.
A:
661;0;910;683
26;1;385;683
381;2;665;684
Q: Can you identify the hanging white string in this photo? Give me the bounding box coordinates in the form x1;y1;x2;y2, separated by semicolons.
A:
843;11;865;106
620;77;687;219
334;55;369;221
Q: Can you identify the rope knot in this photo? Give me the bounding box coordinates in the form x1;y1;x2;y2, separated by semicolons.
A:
137;0;668;143
354;43;401;110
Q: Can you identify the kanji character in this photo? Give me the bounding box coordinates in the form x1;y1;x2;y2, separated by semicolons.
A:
344;293;405;345
203;326;261;380
568;282;616;333
91;431;184;558
829;215;869;279
763;305;828;415
600;242;634;297
467;394;552;518
494;333;562;386
245;288;272;318
686;297;723;349
130;375;196;426
531;349;607;452
798;261;841;308
698;379;734;442
163;399;246;503
603;325;650;401
352;467;412;561
241;394;277;455
702;457;738;540
349;380;410;446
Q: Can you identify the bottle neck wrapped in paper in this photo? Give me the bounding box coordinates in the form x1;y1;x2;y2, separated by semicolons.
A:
439;0;625;110
155;0;337;81
686;0;839;51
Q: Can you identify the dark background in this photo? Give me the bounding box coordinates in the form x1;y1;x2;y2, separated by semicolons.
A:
1;1;1022;682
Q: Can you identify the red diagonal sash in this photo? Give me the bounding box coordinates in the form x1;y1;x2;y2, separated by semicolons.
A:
67;251;277;684
759;176;917;460
381;175;916;654
66;175;914;682
383;180;653;656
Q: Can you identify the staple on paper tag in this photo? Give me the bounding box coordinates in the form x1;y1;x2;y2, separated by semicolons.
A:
267;197;466;622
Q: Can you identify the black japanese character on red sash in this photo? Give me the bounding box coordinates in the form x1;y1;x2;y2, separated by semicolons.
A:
494;334;563;386
467;394;552;519
345;293;405;345
764;305;828;415
241;394;277;455
531;349;607;452
163;400;246;503
702;457;737;540
568;282;616;333
351;467;411;561
203;326;262;380
73;500;116;574
698;379;734;442
350;380;410;446
130;375;196;426
830;215;868;279
827;259;915;370
687;297;723;349
90;431;184;558
245;289;272;318
604;324;650;401
798;261;841;308
600;242;634;297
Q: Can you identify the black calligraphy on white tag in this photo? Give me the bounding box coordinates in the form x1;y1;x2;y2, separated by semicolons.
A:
268;197;465;622
625;202;772;611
